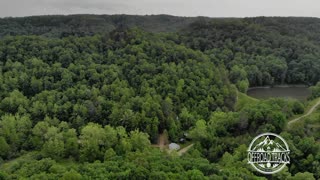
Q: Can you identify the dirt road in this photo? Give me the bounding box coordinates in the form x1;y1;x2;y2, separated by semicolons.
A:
177;144;194;156
288;98;320;127
158;133;165;150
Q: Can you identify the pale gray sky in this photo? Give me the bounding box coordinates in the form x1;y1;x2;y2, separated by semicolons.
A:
0;0;320;18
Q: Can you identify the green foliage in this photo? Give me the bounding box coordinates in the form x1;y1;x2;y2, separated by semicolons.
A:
0;15;201;38
235;92;258;111
0;137;9;158
104;148;116;161
289;172;315;180
0;114;32;158
183;18;320;86
42;136;65;160
292;101;305;114
310;82;320;99
236;80;249;93
61;170;82;180
79;123;107;162
0;15;319;179
189;120;207;142
129;130;150;152
229;65;247;84
0;90;29;114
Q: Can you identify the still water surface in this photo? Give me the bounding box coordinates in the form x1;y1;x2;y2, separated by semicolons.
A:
247;87;311;100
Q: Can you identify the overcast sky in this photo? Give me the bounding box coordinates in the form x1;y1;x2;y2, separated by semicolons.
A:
0;0;320;18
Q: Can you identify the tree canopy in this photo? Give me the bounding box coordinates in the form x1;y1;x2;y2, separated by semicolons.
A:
0;15;319;179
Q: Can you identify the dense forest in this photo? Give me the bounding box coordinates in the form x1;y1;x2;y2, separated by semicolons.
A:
0;15;319;179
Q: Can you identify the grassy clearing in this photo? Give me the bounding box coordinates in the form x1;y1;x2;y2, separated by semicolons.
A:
235;92;259;111
288;97;320;121
304;97;320;112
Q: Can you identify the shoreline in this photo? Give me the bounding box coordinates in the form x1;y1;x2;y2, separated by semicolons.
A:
248;84;309;90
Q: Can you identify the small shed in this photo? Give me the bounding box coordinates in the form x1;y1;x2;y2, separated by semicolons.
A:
169;143;180;150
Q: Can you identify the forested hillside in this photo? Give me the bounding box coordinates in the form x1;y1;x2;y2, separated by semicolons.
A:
181;17;320;86
0;14;201;37
0;15;319;179
3;15;320;87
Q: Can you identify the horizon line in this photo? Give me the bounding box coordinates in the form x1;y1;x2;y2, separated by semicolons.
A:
1;13;320;19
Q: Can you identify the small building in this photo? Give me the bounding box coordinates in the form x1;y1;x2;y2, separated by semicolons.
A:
169;143;180;150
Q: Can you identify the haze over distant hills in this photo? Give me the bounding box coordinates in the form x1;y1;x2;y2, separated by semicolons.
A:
0;14;320;40
0;14;202;37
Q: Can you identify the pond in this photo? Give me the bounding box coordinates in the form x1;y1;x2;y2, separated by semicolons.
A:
247;86;311;100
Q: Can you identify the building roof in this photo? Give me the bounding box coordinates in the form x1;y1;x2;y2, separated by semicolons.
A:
169;143;180;150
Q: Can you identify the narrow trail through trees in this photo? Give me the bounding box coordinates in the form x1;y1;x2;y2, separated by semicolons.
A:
158;133;165;150
177;144;194;156
288;98;320;127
